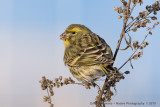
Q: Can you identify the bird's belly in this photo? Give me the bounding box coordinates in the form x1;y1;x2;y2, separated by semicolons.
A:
69;65;105;82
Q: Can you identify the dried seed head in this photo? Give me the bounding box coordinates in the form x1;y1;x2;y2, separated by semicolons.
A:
117;7;123;14
50;91;54;96
144;19;151;23
54;78;58;82
133;22;138;26
50;104;54;107
142;11;148;15
153;11;157;15
84;84;90;89
47;79;52;85
68;77;72;81
130;16;134;20
41;84;47;90
123;8;128;16
102;96;106;101
48;97;51;103
115;78;120;82
143;43;147;47
151;16;157;20
133;54;139;60
143;42;149;47
120;0;127;6
49;85;53;90
39;80;43;84
139;0;143;5
118;15;122;19
56;84;60;88
133;41;139;49
146;27;151;30
132;27;137;32
146;42;149;45
136;45;140;49
132;0;139;4
43;96;48;102
42;76;46;81
138;51;143;56
120;0;125;2
64;78;68;84
139;12;145;18
149;31;152;35
140;46;143;50
113;7;118;11
71;80;75;84
53;83;56;86
60;82;63;86
59;76;62;80
146;5;149;10
124;71;130;74
140;22;147;27
155;1;159;5
155;21;159;25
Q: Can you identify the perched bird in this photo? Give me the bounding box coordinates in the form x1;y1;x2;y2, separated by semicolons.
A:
60;24;114;82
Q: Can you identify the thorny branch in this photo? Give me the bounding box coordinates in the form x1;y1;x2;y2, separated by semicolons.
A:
40;0;160;107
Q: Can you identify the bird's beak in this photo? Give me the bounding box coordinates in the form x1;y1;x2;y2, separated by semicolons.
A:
60;32;66;40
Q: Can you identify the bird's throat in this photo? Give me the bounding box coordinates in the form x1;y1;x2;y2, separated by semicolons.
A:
64;40;70;48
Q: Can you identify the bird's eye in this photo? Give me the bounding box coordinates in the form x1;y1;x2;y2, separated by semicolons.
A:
72;32;76;34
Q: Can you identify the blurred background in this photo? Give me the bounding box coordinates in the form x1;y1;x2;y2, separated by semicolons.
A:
0;0;160;107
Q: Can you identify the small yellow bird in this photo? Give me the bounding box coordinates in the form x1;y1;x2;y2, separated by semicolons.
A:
60;24;114;82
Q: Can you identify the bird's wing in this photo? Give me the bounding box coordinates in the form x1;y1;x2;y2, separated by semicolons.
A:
74;33;114;66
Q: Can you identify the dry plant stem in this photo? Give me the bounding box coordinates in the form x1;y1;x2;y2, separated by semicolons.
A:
95;83;102;93
125;11;152;33
96;1;132;107
96;79;108;107
118;28;152;70
130;4;136;15
118;50;136;70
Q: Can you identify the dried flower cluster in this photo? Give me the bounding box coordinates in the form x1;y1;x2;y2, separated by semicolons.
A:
40;76;104;106
40;0;160;107
97;1;159;107
131;0;143;5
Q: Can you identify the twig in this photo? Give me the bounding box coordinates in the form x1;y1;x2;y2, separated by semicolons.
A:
130;4;136;15
118;50;136;70
125;11;152;33
118;27;153;70
96;1;132;106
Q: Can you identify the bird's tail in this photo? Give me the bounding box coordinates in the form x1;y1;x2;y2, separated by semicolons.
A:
100;64;122;80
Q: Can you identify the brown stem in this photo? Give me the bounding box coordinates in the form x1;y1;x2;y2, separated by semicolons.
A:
96;79;108;107
118;50;136;70
125;11;152;33
118;27;152;70
130;4;136;15
96;1;132;107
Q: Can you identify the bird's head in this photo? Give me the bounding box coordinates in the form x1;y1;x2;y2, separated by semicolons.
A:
60;24;92;47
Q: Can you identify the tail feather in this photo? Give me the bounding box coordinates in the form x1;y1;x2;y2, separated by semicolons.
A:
100;64;118;76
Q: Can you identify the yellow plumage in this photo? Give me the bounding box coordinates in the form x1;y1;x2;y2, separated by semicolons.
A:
60;24;114;82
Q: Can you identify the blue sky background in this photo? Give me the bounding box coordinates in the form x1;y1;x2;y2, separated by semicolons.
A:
0;0;160;107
